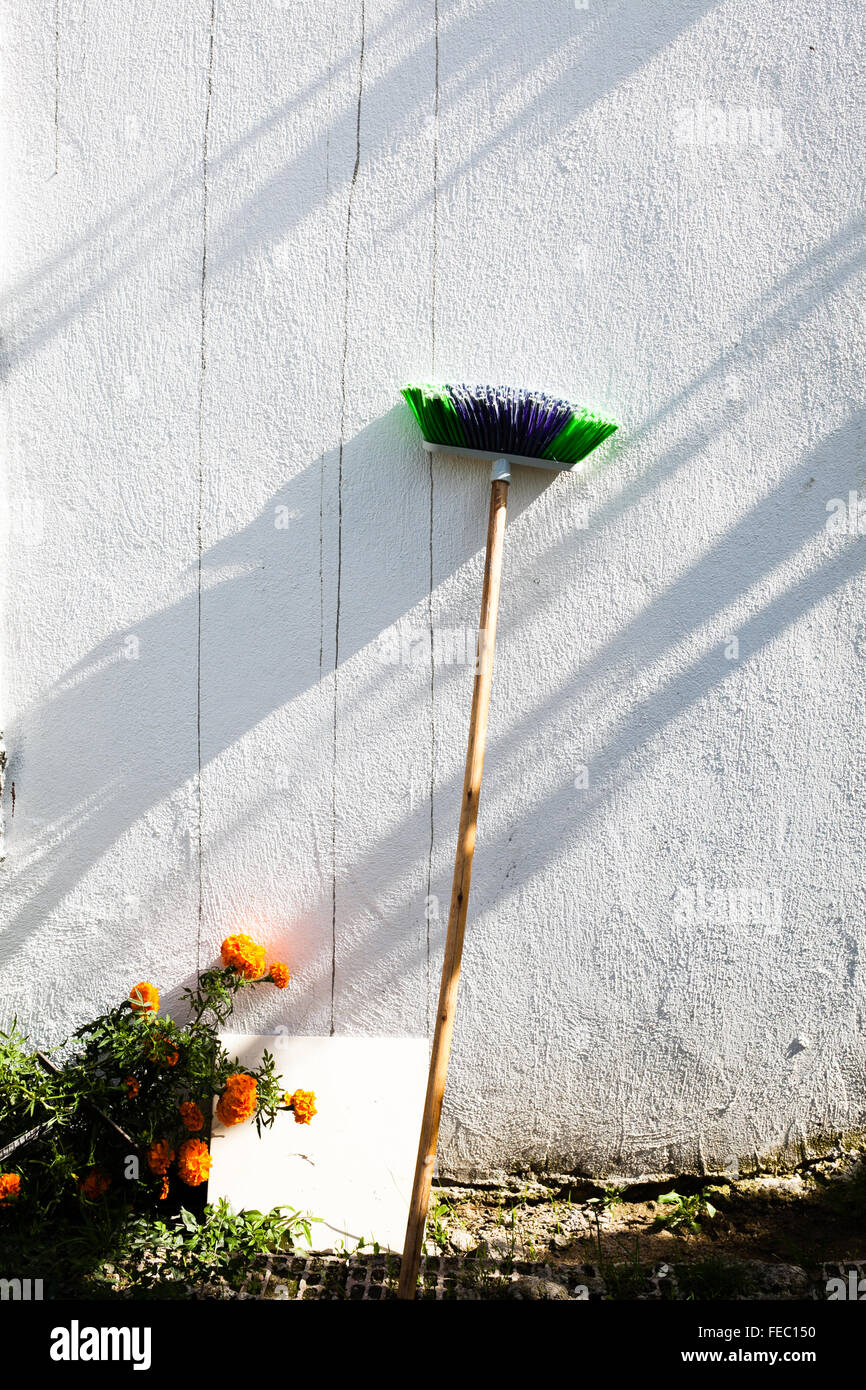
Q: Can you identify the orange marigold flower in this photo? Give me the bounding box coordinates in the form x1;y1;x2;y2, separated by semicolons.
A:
177;1138;212;1187
216;1072;258;1127
220;933;266;980
0;1173;21;1203
129;981;159;1014
159;1175;170;1201
286;1088;317;1125
146;1140;175;1176
179;1101;204;1132
79;1169;111;1200
125;1076;140;1098
268;961;291;989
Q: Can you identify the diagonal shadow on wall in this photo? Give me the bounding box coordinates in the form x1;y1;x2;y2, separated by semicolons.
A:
0;0;720;371
0;405;556;973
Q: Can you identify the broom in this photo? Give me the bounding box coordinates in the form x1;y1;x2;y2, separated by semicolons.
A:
397;383;617;1299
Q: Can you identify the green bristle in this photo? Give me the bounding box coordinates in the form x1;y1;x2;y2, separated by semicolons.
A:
402;384;467;449
542;410;618;464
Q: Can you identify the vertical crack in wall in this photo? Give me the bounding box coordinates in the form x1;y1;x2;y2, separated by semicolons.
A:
331;0;365;1035
53;0;60;176
430;0;439;381
319;3;338;681
196;0;216;973
425;0;440;1036
0;736;6;850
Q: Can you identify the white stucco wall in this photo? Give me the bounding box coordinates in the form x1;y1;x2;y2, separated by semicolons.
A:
1;0;864;1181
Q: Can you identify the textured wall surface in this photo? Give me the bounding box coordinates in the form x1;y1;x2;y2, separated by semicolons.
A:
1;0;865;1180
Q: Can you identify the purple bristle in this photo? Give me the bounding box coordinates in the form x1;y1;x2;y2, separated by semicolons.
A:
449;384;572;455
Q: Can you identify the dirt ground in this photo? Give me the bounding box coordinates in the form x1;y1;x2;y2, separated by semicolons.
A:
211;1144;866;1300
404;1143;866;1298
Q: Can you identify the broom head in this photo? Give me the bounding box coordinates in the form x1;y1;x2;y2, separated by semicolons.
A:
402;382;617;471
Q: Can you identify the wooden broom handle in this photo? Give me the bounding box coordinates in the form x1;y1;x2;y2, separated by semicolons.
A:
398;475;509;1300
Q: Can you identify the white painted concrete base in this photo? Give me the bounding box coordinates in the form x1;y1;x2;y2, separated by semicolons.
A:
208;1035;428;1251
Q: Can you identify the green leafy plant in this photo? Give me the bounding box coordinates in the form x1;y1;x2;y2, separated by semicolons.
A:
0;1197;313;1299
587;1183;626;1217
653;1188;723;1235
120;1200;311;1290
427;1199;454;1252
